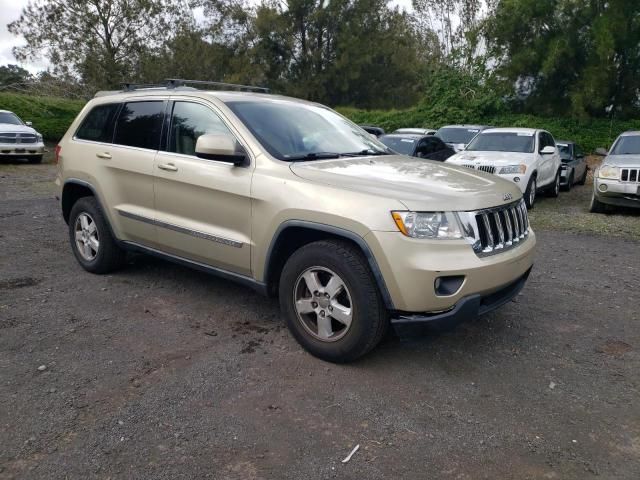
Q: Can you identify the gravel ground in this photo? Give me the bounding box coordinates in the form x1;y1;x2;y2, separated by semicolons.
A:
1;163;639;479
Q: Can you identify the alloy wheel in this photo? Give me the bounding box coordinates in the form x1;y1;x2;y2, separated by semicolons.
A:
293;266;353;342
74;212;99;261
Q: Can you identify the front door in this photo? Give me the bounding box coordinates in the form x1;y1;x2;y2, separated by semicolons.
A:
153;99;253;276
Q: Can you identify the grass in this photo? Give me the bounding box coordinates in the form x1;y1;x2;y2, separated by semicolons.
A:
528;157;640;241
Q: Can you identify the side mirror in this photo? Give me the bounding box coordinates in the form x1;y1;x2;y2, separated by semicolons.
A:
25;121;33;127
595;147;608;156
540;145;555;155
195;133;247;166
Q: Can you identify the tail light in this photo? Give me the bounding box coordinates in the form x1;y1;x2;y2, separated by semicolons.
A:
54;144;61;164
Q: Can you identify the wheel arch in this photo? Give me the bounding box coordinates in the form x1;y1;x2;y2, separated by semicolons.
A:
263;221;394;310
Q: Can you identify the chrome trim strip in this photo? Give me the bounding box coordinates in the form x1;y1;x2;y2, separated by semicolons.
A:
116;209;244;248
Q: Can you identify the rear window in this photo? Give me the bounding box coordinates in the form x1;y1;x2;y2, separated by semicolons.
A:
436;127;480;144
113;101;165;150
75;104;120;143
378;136;416;155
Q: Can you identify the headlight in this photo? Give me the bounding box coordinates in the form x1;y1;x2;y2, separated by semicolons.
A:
598;165;620;179
391;211;463;239
36;133;43;142
499;164;527;174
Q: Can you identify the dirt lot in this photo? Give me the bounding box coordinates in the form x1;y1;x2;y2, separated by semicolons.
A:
1;162;639;479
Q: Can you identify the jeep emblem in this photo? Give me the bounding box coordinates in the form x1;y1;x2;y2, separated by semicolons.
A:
503;193;513;201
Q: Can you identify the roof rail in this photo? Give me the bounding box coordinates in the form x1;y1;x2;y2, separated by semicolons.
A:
165;78;270;93
122;82;167;91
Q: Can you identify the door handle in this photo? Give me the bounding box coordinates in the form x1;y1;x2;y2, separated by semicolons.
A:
96;152;112;160
158;163;178;172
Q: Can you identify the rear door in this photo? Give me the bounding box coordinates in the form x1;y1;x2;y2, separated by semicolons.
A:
153;98;253;275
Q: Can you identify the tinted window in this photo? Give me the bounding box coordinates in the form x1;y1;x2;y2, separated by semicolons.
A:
575;145;583;158
0;112;23;125
75;104;120;142
610;135;640;155
557;143;572;159
169;102;233;156
113;101;164;150
378;135;417;155
436;127;480;144
466;132;535;153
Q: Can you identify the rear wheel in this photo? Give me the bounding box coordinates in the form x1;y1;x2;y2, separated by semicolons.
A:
68;197;126;273
562;172;573;191
279;239;388;363
578;167;588;185
548;170;561;197
524;176;536;209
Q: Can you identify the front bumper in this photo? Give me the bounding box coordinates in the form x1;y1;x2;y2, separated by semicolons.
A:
391;267;532;337
594;178;640;208
0;142;45;156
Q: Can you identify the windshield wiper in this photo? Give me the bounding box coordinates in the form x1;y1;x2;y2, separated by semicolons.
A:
286;152;344;161
341;149;391;157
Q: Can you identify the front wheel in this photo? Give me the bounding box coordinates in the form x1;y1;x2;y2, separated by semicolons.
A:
524;176;537;209
578;167;588;185
562;172;573;192
279;239;388;363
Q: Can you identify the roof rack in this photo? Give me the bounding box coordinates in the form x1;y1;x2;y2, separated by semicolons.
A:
120;79;270;94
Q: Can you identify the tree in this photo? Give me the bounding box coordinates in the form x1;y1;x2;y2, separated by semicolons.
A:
8;0;193;89
483;0;640;118
0;64;32;87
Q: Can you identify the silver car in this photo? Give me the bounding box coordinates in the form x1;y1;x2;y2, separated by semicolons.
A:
591;131;640;212
0;110;46;163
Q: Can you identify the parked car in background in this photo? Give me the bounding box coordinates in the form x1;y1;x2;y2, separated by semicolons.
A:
556;140;588;190
0;110;45;163
590;131;640;213
379;133;455;161
359;125;385;137
392;128;436;136
446;128;562;208
436;125;489;152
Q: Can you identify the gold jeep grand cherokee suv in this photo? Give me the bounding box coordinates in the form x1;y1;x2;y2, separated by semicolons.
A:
55;80;535;362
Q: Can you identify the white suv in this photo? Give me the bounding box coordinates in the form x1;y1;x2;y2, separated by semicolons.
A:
446;128;562;208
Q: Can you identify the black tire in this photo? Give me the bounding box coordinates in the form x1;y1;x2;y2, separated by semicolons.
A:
589;191;608;214
524;175;537;209
562;172;573;191
279;239;389;363
27;155;43;164
548;169;561;197
578;167;588;185
68;196;126;274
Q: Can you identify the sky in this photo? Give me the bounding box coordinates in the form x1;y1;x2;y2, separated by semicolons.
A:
1;0;414;74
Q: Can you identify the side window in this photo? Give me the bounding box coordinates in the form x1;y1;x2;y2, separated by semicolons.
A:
168;101;234;157
113;101;165;150
546;133;556;148
575;145;583;158
75;103;120;143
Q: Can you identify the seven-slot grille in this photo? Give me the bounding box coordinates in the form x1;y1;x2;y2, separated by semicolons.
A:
474;201;529;256
459;164;496;174
621;168;639;183
0;133;37;144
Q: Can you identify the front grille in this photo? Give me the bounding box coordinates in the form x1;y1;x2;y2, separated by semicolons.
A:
0;133;37;144
474;200;529;256
621;168;639;183
458;164;496;174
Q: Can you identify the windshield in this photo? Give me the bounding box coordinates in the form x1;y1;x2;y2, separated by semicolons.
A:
466;132;535;153
378;135;416;155
557;143;572;159
436;127;480;144
610;135;640;155
225;100;390;160
0;112;23;125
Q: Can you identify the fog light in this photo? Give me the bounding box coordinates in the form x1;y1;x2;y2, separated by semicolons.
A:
598;184;608;193
513;177;520;183
434;275;465;296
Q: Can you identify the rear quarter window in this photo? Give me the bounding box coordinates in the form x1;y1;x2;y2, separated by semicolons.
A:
75;103;120;143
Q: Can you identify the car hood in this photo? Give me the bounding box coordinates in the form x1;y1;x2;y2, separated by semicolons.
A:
289;155;522;211
0;123;37;134
604;154;640;166
447;151;532;165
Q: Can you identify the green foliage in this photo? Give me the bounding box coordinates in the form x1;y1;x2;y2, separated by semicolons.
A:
0;92;85;141
0;64;32;87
